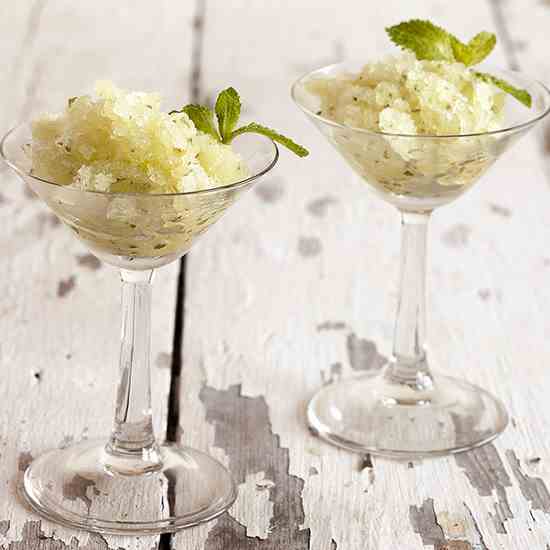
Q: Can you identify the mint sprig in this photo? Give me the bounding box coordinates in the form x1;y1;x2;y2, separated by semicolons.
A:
386;20;532;108
174;88;309;157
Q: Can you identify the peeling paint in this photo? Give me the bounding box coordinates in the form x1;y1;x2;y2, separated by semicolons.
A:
316;321;347;331
306;196;338;218
346;333;386;372
59;435;74;449
3;521;110;550
57;276;76;298
330;539;337;550
255;179;284;203
0;519;10;536
201;384;311;548
454;444;513;533
442;224;471;248
18;451;33;472
410;500;478;550
506;449;550;513
359;453;375;484
477;289;491;301
155;352;172;369
308;466;319;476
297;237;322;258
410;499;446;547
488;203;512;217
321;362;342;385
76;253;101;270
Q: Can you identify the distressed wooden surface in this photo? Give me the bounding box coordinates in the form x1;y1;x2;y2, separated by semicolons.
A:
0;2;195;549
3;1;550;550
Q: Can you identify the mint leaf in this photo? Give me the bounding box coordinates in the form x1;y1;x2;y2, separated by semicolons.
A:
179;89;309;157
215;87;241;142
68;96;78;107
451;32;496;66
229;123;309;157
474;71;532;108
464;32;496;65
386;20;455;62
179;105;220;141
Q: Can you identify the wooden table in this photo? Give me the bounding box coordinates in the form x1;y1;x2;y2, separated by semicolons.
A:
2;1;550;548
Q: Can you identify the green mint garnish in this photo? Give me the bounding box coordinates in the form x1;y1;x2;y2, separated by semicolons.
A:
450;32;496;67
68;96;78;107
386;19;532;108
473;71;533;108
177;88;309;157
386;20;455;63
180;105;220;141
215;87;241;142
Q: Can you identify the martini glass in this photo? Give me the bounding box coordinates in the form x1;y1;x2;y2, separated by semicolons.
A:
1;123;278;534
292;63;550;457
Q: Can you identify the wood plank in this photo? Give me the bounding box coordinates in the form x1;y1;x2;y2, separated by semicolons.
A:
174;1;550;549
0;1;197;548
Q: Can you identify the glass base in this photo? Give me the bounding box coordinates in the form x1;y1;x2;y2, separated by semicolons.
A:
22;440;237;535
307;371;508;458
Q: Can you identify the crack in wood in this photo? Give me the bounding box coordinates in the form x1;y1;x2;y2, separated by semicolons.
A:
454;444;513;533
463;504;489;550
200;384;311;549
506;449;550;514
160;2;206;549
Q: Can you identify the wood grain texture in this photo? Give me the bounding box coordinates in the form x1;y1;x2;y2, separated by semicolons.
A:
0;1;197;549
173;1;550;549
3;1;550;549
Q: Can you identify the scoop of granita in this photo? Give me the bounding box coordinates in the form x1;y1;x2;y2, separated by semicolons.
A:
30;81;248;194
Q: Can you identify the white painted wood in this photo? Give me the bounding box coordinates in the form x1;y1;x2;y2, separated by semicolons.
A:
4;1;550;549
176;1;550;549
0;1;197;548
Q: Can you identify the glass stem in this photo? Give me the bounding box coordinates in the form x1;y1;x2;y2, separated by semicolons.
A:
104;269;162;474
385;211;433;391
